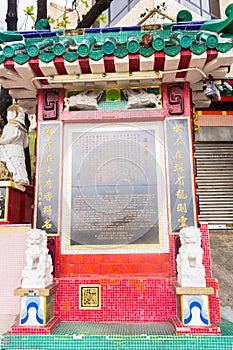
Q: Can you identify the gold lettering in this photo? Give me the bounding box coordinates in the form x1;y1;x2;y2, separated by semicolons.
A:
45;140;54;149
173;124;183;133
43;192;53;202
174;163;185;172
176;203;187;213
42;219;52;229
175;176;185;186
176;189;187;200
174;149;183;159
45;166;54;175
44;179;53;189
45;153;54;163
44;128;53;137
178;216;188;227
174;137;183;146
42;205;52;215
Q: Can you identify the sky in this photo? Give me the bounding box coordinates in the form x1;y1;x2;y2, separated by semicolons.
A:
1;0;70;31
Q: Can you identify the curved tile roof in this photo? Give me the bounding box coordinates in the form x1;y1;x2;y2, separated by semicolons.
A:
0;4;233;113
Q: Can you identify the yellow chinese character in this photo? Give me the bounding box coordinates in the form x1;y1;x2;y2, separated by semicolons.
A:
176;203;187;213
45;153;54;163
178;216;188;227
173;123;183;133
0;209;2;216
42;219;52;229
44;179;53;189
174;149;183;159
42;205;52;215
174;137;183;146
45;165;54;175
45;140;54;149
44;128;53;137
175;176;185;186
174;163;185;172
43;192;53;202
176;189;187;200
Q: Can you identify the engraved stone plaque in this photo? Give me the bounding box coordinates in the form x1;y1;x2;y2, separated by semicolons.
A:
62;122;169;253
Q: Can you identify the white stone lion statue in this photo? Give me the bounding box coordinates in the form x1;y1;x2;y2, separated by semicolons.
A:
176;226;206;287
122;88;162;109
64;89;103;111
21;229;53;288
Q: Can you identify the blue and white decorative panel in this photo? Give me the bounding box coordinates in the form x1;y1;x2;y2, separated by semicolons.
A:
182;295;210;326
20;296;45;326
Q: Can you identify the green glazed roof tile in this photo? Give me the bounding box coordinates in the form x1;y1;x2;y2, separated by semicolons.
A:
217;42;233;52
190;43;207;55
63;51;79;62
114;43;128;58
1;3;233;65
164;45;181;56
13;53;30;64
89;48;104;60
0;55;5;64
38;51;56;62
139;46;155;57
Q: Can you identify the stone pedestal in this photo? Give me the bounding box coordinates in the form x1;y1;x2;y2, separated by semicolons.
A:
171;283;221;334
11;283;59;334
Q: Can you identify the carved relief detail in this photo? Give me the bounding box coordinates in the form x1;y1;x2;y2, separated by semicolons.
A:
167;83;184;116
42;89;59;120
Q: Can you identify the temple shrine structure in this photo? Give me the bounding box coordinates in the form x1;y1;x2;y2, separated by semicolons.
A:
0;3;233;349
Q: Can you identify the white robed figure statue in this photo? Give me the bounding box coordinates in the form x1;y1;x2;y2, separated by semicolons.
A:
0;103;29;185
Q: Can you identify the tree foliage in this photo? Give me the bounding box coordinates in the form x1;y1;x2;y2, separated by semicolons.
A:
77;0;113;28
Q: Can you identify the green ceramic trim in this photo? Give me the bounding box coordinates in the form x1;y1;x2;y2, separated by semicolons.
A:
35;18;50;30
201;3;233;34
216;42;233;52
13;53;30;64
63;51;79;62
38;52;56;63
27;39;54;57
139;47;154;57
190;43;208;55
89;48;104;61
171;32;192;48
53;39;75;56
0;55;6;64
0;3;233;65
3;43;26;58
196;31;218;49
0;31;23;43
177;9;193;22
152;36;165;51
103;37;116;55
77;37;96;57
164;45;181;56
114;43;128;58
127;36;140;54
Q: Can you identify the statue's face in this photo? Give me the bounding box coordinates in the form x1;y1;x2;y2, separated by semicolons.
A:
7;110;16;121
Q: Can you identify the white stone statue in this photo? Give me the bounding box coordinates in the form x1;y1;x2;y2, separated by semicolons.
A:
123;88;162;109
64;89;103;111
176;226;206;287
0;103;29;184
21;229;53;289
